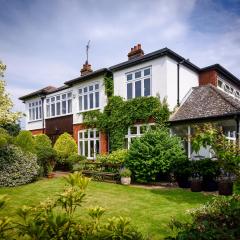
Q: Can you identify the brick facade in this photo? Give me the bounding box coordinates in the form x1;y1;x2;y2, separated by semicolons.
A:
73;123;108;155
30;129;44;135
199;69;217;86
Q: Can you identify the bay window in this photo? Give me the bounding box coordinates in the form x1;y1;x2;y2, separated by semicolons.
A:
46;92;72;118
28;99;42;121
126;67;151;99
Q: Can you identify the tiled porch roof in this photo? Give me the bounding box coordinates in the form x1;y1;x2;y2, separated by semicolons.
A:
170;84;240;122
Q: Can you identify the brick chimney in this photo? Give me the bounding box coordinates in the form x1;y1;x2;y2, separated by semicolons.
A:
127;44;144;60
80;61;93;76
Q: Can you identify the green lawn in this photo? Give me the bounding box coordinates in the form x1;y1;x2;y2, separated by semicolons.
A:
0;178;212;239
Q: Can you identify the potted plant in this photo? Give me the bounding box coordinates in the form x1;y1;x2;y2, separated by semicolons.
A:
172;158;191;188
47;164;55;178
120;168;131;185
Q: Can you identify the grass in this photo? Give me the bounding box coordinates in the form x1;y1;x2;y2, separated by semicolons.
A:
0;178;212;239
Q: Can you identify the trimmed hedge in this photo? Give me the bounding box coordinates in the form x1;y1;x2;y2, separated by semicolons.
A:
0;145;39;187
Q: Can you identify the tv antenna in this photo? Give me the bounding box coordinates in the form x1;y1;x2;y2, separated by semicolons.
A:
86;40;90;64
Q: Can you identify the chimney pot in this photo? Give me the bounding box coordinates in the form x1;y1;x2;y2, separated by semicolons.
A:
127;44;144;60
80;62;93;76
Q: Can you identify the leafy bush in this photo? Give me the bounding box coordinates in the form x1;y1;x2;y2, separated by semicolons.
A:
198;158;220;180
167;195;240;240
97;149;128;164
0;145;39;187
120;168;131;177
34;134;56;175
1;172;144;239
67;153;86;171
0;127;13;148
0;122;20;136
126;128;186;182
15;130;35;153
53;133;78;164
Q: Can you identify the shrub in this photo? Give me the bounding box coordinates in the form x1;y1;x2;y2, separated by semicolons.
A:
167;195;240;240
120;168;131;177
0;122;20;136
97;149;128;164
126;128;186;182
0;145;39;187
15;130;35;153
53;133;78;164
0;127;13;148
67;153;86;171
34;134;56;175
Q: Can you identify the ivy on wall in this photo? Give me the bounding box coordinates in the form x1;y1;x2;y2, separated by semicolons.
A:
83;96;170;152
103;73;113;98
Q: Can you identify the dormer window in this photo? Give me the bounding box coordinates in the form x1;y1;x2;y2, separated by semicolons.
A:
126;67;151;100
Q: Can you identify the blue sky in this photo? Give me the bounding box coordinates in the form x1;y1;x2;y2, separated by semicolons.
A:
1;0;240;115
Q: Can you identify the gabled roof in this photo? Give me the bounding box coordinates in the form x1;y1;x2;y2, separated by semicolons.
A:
201;64;240;87
170;84;240;123
64;68;110;86
19;86;57;101
110;47;200;72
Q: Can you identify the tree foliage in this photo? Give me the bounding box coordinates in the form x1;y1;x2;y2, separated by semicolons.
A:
0;61;21;125
15;130;36;153
83;96;170;151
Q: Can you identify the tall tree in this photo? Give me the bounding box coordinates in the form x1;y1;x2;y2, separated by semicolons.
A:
0;61;21;125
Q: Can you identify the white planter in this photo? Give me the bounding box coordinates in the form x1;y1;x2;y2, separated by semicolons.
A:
121;177;131;185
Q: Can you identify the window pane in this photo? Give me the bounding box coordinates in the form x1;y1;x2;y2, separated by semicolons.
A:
85;140;88;157
32;108;35;120
130;126;137;134
95;92;99;108
79;96;82;111
79;89;82;94
140;125;147;134
84;87;88;93
62;94;66;99
95;84;99;90
51;97;55;102
127;74;132;81
67;92;72;98
135;71;141;78
89;93;94;109
46;99;50;103
89;85;93;91
90;140;94;158
84;131;88;138
144;78;150;96
84;95;88;110
46;105;50;117
62;101;66;114
79;132;83;139
96;131;99;138
36;107;38;119
127;83;132;99
144;68;150;76
39;106;42;119
68;99;72;113
56;96;60;101
56;102;61;115
51;104;55;116
90;130;94;138
29;109;32;120
135;80;141;97
79;141;83;155
96;140;99;155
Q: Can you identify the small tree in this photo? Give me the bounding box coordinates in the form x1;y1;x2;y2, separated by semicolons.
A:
126;127;186;182
15;130;35;153
35;134;56;175
0;61;21;125
54;133;78;164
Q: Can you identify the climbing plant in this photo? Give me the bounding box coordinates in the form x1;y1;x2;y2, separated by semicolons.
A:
103;72;114;98
83;96;170;151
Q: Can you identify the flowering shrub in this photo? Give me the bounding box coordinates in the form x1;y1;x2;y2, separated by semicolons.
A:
0;145;39;187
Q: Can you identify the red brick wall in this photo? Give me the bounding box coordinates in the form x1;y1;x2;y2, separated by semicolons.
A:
199;69;217;86
73;124;108;154
30;129;44;135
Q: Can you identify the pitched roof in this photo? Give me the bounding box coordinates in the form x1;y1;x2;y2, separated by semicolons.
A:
170;84;240;123
19;86;57;101
64;68;110;86
110;47;200;72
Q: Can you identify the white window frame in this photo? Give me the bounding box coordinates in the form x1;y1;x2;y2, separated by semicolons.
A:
126;66;152;100
46;91;72;118
217;75;240;99
28;99;42;122
125;123;155;149
78;82;100;113
78;129;100;159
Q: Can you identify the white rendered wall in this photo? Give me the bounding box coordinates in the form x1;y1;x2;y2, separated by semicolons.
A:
166;57;199;110
113;57;168;103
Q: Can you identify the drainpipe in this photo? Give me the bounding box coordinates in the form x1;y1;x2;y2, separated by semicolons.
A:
177;59;189;106
236;115;240;146
41;96;45;134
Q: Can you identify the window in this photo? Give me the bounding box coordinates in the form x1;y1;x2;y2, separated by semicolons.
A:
126;67;151;99
125;123;155;149
28;100;42;121
46;92;72;118
78;83;100;112
78;129;100;159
